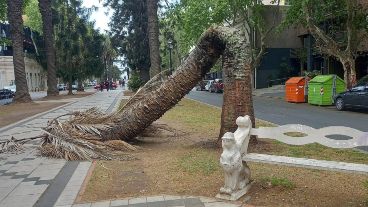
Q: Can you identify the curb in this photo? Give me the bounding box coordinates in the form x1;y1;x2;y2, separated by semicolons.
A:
75;161;97;203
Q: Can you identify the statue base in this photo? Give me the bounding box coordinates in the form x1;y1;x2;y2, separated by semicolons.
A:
215;182;253;201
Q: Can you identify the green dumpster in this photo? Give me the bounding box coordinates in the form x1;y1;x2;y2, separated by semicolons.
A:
308;75;346;106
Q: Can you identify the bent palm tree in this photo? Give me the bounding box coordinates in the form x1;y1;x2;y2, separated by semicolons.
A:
7;0;32;103
40;26;253;160
39;0;59;96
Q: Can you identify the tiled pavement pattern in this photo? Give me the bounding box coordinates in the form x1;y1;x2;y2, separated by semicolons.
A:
70;195;242;207
0;90;123;207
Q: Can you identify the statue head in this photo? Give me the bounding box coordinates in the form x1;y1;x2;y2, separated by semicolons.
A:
222;132;235;149
236;116;251;127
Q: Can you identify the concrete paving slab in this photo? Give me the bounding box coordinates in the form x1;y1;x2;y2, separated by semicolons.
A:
110;199;129;206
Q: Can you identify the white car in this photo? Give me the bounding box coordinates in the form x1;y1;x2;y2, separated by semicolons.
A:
57;84;66;91
205;80;214;91
4;85;16;92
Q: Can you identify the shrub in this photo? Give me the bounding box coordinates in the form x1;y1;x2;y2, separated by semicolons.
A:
128;72;144;92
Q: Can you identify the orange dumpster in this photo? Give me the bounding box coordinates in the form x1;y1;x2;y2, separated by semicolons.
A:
285;77;306;103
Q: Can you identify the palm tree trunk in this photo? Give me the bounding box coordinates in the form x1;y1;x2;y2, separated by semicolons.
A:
7;0;32;103
147;0;161;78
100;27;249;141
219;28;255;143
39;0;59;96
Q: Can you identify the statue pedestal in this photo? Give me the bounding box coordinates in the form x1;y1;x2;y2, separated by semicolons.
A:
215;182;253;201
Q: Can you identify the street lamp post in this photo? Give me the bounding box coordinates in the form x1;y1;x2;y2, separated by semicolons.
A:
168;38;173;73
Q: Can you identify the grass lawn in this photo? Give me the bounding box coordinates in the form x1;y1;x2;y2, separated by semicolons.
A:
79;98;368;206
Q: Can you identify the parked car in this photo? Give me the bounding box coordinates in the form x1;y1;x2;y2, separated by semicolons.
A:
195;80;209;91
4;85;16;92
204;80;214;91
209;79;224;93
57;84;66;91
0;89;14;100
334;76;368;111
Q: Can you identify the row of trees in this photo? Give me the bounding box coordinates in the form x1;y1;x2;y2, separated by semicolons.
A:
0;0;118;102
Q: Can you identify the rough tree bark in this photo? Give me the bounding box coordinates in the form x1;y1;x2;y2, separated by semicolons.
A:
220;28;255;140
39;0;59;96
7;0;32;103
147;0;161;78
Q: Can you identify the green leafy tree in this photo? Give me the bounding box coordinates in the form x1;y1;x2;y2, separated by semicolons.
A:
105;0;151;83
284;0;368;88
0;0;7;21
24;0;42;33
164;0;282;141
101;36;117;81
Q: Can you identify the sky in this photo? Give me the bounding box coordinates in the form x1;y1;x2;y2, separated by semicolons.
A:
82;0;111;32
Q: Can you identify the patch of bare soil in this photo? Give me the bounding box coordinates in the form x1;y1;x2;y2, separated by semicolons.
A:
0;102;66;128
79;120;368;206
38;92;95;101
123;90;135;96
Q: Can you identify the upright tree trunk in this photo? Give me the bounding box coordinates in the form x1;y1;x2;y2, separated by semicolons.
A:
77;80;84;92
219;28;255;142
341;58;357;89
147;0;161;78
139;69;151;83
68;76;73;95
7;0;32;103
39;0;58;96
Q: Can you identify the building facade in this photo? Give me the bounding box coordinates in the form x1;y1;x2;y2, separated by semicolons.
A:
0;56;46;91
0;23;46;91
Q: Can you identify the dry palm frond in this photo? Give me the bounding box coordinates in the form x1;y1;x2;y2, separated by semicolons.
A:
39;116;137;160
0;137;25;153
0;136;44;154
67;108;118;124
71;124;112;137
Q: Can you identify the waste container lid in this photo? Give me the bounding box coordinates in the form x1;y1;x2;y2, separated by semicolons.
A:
309;75;345;84
286;77;304;84
309;75;336;83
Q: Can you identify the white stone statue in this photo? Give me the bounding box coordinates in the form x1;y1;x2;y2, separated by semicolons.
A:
216;116;252;201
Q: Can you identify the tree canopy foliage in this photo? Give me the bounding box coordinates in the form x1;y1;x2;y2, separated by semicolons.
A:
53;0;106;93
105;0;150;83
283;0;368;88
24;0;43;33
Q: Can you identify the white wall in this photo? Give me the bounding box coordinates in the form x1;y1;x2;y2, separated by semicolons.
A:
0;56;47;91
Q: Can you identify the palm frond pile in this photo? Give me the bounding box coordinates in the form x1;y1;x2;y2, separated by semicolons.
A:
40;107;137;160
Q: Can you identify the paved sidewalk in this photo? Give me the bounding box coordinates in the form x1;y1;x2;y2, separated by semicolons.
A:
0;90;123;207
72;195;244;207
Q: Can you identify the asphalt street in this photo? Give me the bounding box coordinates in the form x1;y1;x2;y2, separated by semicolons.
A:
186;90;368;132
